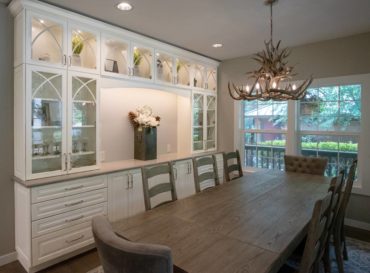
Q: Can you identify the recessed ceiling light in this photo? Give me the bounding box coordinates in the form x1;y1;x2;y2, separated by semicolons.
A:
116;2;133;11
212;43;223;48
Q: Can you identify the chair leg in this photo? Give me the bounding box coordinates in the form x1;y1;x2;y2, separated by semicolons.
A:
323;241;331;273
340;221;349;260
334;231;345;273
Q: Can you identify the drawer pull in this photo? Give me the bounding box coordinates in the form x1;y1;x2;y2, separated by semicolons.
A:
65;215;84;223
64;200;84;207
65;235;84;244
64;185;84;191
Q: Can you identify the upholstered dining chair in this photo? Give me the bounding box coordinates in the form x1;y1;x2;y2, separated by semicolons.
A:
279;192;334;273
192;155;219;192
223;150;243;182
142;162;177;210
92;215;188;273
332;160;358;273
284;155;328;176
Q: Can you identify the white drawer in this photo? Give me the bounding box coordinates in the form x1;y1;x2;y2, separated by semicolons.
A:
32;203;107;238
32;188;107;221
32;221;94;266
31;175;107;204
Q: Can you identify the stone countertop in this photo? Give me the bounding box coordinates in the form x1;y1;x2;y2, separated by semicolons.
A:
14;151;222;187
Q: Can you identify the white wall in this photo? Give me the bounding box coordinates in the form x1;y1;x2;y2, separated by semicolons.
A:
100;87;189;161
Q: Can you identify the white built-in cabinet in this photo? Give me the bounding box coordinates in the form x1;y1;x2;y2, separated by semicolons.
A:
173;159;196;199
192;92;217;153
107;169;145;222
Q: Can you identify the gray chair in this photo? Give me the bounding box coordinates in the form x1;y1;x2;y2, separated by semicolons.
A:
284;155;328;176
279;192;334;273
332;160;358;273
192;155;219;192
223;150;243;182
142;162;177;210
92;215;174;273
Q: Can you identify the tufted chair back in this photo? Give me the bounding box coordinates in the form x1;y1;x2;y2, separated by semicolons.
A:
284;155;328;176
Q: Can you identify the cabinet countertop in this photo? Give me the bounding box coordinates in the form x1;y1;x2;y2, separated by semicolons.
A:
14;151;222;187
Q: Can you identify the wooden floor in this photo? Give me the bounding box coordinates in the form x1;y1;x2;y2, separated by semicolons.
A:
1;229;368;273
0;250;100;273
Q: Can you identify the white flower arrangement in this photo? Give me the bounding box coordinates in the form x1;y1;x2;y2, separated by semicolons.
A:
128;105;160;129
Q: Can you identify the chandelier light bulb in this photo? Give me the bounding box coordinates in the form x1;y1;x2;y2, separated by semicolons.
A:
272;82;277;89
246;85;250;92
256;83;260;89
292;84;297;90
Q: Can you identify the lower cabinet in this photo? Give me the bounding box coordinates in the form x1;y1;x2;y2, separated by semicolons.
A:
107;169;145;222
173;159;196;199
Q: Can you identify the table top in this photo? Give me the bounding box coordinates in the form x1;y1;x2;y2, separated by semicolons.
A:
113;169;331;273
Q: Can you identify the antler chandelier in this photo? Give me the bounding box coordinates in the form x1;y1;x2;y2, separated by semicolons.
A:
228;0;312;101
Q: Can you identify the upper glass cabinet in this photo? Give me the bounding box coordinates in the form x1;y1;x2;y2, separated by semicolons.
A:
102;36;130;77
206;67;217;91
69;25;99;72
155;52;174;84
193;64;205;89
131;44;153;80
29;13;66;66
175;58;191;87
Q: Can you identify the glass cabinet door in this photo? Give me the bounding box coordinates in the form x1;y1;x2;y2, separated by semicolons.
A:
155;52;174;84
206;95;216;150
193;64;205;89
192;93;204;152
30;13;66;66
131;45;153;80
102;37;130;77
206;68;217;92
175;58;191;87
69;74;98;171
69;26;98;72
30;68;65;176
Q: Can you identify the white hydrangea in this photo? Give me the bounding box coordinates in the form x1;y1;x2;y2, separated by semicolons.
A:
133;106;160;127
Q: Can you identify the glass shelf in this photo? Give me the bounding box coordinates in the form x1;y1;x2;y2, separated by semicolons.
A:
32;154;61;160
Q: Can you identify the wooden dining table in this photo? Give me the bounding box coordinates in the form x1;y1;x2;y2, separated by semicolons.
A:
112;169;331;273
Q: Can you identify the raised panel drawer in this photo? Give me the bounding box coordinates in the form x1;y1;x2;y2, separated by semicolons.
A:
32;203;107;238
32;221;94;266
31;175;107;204
32;188;107;221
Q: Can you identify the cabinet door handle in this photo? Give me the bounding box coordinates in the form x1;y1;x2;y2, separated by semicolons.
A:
129;173;134;188
63;54;67;66
63;153;68;171
68;152;72;170
65;215;84;222
64;185;84;191
68;56;72;66
126;175;130;189
65;235;84;244
174;167;178;180
64;200;84;207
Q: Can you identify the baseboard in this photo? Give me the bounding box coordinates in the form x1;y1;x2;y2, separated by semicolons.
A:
345;218;370;231
0;251;17;267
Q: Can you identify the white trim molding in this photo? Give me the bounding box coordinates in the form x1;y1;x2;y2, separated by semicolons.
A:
345;218;370;231
0;251;17;267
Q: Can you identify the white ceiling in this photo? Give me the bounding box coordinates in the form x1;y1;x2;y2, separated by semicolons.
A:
39;0;370;61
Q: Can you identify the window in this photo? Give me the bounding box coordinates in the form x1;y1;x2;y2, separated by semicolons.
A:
299;84;361;176
243;100;287;170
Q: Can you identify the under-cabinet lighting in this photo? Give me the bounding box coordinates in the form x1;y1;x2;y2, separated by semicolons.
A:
116;2;133;11
212;43;223;48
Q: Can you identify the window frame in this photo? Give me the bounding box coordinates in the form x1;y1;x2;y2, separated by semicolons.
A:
236;74;370;196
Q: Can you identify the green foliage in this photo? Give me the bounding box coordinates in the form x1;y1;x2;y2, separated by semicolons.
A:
257;140;357;151
72;35;84;55
133;48;142;66
176;60;182;73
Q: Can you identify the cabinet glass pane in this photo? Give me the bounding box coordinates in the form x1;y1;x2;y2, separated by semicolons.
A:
31;16;64;65
71;29;97;70
103;39;129;76
71;76;97;168
193;94;204;151
31;71;63;174
156;52;173;84
206;96;216;150
193;64;205;88
132;46;152;79
176;59;191;86
206;68;217;91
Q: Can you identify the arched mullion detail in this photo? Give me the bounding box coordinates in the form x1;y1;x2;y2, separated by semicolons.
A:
32;71;62;100
73;77;96;102
32;24;63;54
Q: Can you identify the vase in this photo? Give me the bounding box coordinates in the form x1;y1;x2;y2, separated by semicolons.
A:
134;127;157;160
72;54;81;67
